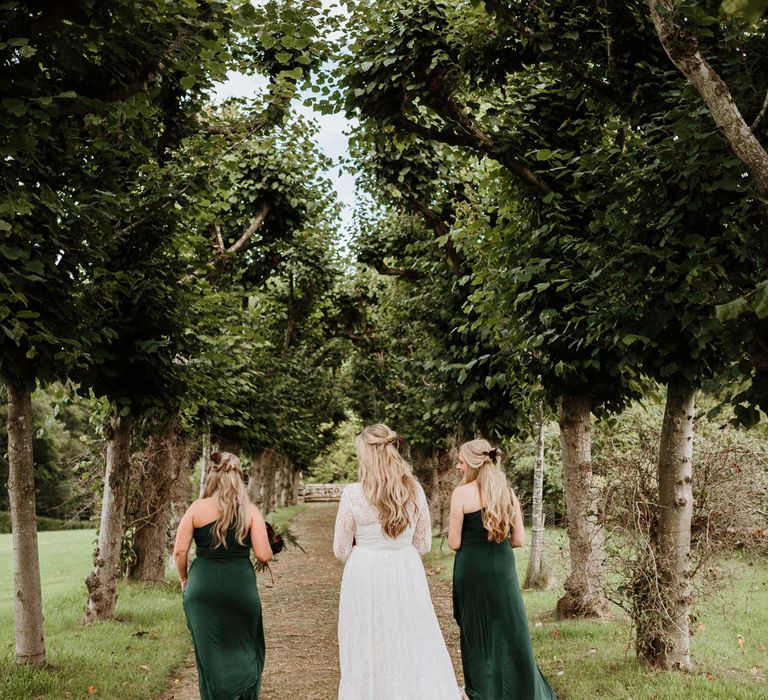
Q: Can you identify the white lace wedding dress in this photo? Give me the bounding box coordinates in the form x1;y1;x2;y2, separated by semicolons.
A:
333;482;461;700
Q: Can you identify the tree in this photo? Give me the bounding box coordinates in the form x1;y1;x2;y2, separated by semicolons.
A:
649;1;768;195
336;0;768;664
333;0;644;618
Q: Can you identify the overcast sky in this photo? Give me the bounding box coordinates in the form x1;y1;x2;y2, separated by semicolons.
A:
211;69;357;239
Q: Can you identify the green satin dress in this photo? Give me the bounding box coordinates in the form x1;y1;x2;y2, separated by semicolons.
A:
453;510;556;700
183;521;265;700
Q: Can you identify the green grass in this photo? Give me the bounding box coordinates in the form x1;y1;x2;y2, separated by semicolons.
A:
425;527;768;699
1;528;190;700
265;503;306;532
0;504;304;700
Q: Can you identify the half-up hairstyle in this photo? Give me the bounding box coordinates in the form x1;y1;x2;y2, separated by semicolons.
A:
459;439;516;543
204;451;251;548
357;424;419;538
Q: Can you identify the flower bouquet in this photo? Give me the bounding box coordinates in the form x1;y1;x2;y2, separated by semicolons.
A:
252;519;303;583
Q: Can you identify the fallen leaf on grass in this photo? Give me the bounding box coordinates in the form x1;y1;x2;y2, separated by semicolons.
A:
737;635;746;650
706;673;716;681
138;664;150;673
87;686;97;696
549;629;560;640
697;623;705;631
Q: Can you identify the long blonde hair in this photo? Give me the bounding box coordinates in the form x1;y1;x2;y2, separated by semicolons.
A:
357;424;419;538
203;451;251;548
460;439;516;543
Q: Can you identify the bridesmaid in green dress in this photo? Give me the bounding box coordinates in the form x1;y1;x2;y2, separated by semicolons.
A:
449;439;556;700
173;451;273;700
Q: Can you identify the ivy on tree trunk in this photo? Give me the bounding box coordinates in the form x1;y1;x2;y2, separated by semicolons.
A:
85;410;133;623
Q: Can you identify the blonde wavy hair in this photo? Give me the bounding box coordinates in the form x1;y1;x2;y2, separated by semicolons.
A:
203;451;251;548
357;424;419;538
459;439;516;543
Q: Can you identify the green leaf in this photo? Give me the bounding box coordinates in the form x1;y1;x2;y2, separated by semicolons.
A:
0;244;25;260
721;0;768;24
715;297;749;322
753;282;768;319
281;67;304;81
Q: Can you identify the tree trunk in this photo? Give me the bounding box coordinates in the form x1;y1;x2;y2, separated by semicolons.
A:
247;451;266;506
85;409;133;623
167;430;193;567
556;393;608;618
290;468;301;505
649;0;768;195
199;422;210;499
525;402;551;590
272;454;293;510
638;379;696;670
129;417;179;582
261;453;278;514
248;450;280;513
434;451;455;535
6;382;46;666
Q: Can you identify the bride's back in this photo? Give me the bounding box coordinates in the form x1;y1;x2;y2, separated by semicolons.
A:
344;483;417;550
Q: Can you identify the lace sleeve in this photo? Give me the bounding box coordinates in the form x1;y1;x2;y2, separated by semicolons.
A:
333;488;356;562
412;484;432;556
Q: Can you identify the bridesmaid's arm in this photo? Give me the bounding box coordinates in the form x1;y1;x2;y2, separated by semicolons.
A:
509;489;525;548
249;504;273;563
447;489;465;551
173;506;195;590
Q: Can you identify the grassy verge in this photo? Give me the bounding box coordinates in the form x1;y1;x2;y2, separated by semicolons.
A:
0;504;305;700
425;527;767;700
266;503;306;532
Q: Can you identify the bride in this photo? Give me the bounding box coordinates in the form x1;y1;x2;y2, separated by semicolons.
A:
333;423;462;699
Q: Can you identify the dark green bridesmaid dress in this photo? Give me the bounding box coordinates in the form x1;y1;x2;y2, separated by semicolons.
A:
183;521;265;700
453;510;556;700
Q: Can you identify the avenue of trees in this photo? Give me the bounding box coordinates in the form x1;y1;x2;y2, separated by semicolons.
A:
2;0;767;683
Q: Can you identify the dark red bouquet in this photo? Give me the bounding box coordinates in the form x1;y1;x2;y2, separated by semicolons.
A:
252;519;302;581
265;521;285;555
